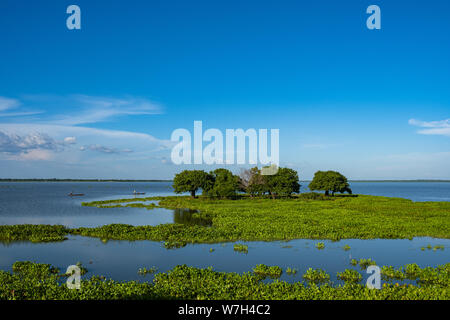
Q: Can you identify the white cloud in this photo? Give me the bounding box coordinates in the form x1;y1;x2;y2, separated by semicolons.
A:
63;136;77;144
409;118;450;136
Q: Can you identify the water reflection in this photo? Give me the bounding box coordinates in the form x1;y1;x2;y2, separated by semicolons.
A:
173;208;212;226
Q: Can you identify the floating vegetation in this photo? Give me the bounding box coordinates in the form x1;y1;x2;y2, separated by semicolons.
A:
350;259;358;266
286;267;298;275
209;248;215;253
233;244;248;253
0;225;69;243
2;194;450;244
343;245;351;251
138;267;158;276
336;269;362;283
358;258;377;269
316;242;325;250
302;268;330;284
164;241;187;249
252;264;283;279
281;245;293;249
0;262;449;300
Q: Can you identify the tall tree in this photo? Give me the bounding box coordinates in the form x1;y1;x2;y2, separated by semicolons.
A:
308;171;352;196
264;167;300;198
205;168;240;199
172;170;212;198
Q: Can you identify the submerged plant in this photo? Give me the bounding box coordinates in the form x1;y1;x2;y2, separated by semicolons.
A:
138;266;158;276
343;245;351;251
234;244;248;253
286;267;298;275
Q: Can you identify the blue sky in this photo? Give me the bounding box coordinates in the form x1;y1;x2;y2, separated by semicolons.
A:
0;0;449;179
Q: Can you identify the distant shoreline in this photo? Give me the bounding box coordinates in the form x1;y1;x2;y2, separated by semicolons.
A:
0;179;449;183
0;179;173;182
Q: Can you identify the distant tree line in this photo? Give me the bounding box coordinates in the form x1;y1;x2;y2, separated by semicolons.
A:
172;167;352;199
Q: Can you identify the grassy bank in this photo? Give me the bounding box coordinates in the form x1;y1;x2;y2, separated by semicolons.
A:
1;195;449;244
0;261;448;300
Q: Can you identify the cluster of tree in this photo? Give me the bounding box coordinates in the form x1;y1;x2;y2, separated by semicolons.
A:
173;168;351;199
308;170;352;196
173;167;300;199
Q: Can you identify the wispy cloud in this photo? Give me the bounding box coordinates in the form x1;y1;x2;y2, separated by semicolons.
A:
409;118;450;136
80;144;133;154
45;95;163;125
0;97;20;111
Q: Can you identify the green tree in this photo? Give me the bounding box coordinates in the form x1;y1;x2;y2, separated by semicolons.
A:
173;170;212;198
308;171;352;196
205;168;240;199
264;167;300;199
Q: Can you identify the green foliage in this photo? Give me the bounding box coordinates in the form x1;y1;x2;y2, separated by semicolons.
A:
309;171;352;196
358;258;377;269
0;225;69;243
336;269;362;283
296;192;334;200
204;169;240;199
343;245;351;251
252;264;283;279
302;268;330;284
0;262;448;300
263;167;300;198
173;170;212;198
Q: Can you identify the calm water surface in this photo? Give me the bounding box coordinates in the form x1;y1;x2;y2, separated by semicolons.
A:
0;181;449;283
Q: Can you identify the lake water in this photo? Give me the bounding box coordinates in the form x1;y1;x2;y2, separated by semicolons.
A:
0;181;449;283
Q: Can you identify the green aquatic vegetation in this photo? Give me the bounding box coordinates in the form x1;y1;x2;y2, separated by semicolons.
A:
343;245;351;251
164;241;187;249
2;194;450;244
286;267;298;275
316;242;325;250
234;244;248;253
138;267;158;276
209;248;215;253
0;225;69;243
336;269;362;283
433;245;444;251
302;268;330;284
0;262;449;300
358;259;377;269
350;259;358;266
252;264;283;279
381;266;406;280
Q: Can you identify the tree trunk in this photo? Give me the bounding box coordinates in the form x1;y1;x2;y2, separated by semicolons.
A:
190;190;196;198
325;190;329;196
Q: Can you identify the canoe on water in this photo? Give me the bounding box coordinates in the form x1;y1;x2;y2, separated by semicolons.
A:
133;192;146;195
68;193;85;197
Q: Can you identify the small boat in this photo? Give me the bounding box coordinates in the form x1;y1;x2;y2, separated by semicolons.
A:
133;190;146;195
68;192;85;197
